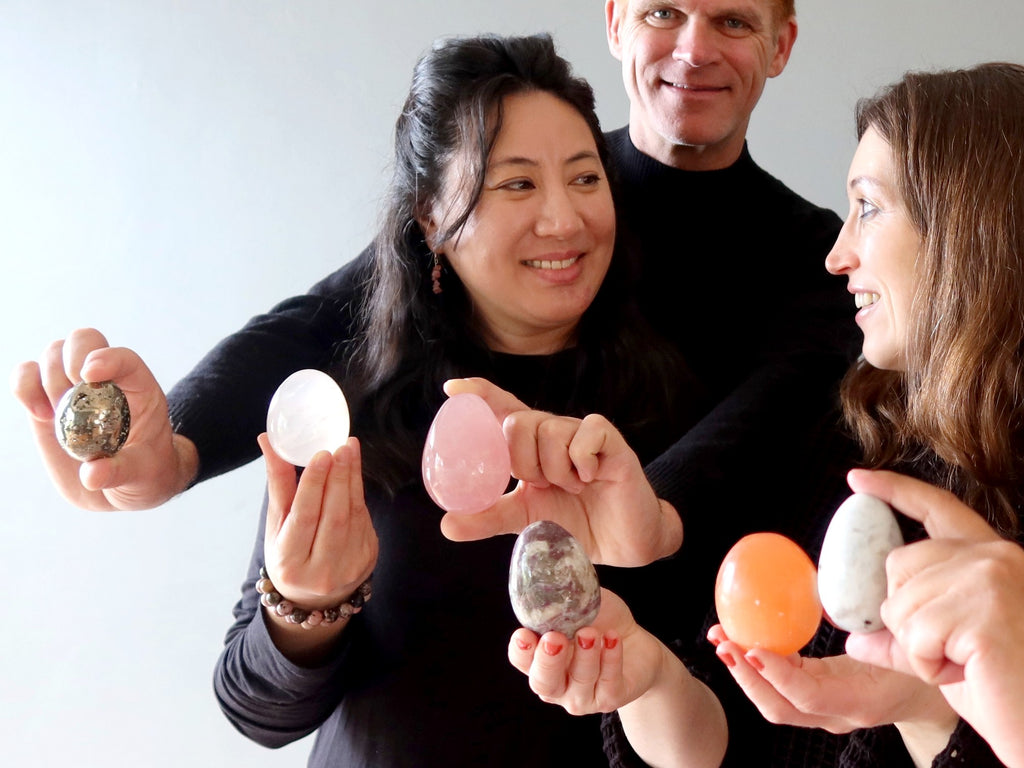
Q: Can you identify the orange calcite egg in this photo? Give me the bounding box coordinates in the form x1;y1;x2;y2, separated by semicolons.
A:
714;532;822;655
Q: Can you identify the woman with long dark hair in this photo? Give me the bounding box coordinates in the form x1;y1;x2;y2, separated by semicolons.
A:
213;33;720;767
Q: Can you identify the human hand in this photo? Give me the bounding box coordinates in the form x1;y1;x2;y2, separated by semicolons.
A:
439;377;681;566
844;468;1024;768
512;588;727;767
707;624;953;736
507;588;659;715
11;327;197;510
260;433;378;611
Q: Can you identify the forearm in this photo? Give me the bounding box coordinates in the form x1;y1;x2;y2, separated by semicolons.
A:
618;643;727;768
214;590;353;748
895;705;960;768
646;355;850;526
215;494;359;747
168;252;370;485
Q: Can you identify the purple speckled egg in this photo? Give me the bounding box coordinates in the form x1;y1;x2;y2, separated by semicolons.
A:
509;520;600;638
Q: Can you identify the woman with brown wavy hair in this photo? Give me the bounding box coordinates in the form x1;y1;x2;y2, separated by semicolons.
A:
838;61;1024;540
710;62;1024;767
836;63;1024;768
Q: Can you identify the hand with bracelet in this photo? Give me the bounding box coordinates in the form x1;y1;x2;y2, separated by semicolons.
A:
258;432;378;667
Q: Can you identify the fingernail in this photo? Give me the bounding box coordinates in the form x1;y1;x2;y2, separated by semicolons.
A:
745;653;765;672
577;635;595;650
542;641;563;656
515;638;532;651
716;648;736;668
708;636;722;648
603;636;618;650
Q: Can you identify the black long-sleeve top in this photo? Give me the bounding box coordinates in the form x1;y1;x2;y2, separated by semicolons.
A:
213;345;675;766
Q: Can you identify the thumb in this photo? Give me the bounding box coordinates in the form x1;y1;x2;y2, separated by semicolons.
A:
443;377;531;422
439;485;529;542
846;469;999;542
845;629;966;685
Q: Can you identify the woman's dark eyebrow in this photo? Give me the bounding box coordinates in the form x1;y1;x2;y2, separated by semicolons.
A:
489;150;601;169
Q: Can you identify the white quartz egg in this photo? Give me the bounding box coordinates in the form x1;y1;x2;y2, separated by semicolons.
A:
266;369;350;467
817;493;903;633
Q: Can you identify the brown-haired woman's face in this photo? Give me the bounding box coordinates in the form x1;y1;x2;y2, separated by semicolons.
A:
420;90;616;354
825;127;921;371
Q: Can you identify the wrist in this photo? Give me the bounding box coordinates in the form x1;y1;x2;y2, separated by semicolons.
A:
257;568;373;630
620;629;676;707
658;499;683;558
171;433;200;492
895;700;960;768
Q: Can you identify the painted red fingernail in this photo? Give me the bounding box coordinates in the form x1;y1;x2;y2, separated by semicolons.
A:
577;635;595;650
717;649;736;668
515;638;532;651
745;654;765;672
709;636;722;648
603;636;618;650
542;641;563;656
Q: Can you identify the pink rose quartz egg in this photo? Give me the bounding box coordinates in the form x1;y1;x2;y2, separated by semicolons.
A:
421;393;511;514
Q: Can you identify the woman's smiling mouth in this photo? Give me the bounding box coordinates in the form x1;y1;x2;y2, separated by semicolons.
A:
524;255;580;270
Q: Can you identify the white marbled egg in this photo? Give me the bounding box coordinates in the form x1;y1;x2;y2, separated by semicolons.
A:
817;493;903;633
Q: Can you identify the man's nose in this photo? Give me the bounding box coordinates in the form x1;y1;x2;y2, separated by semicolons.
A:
673;18;719;68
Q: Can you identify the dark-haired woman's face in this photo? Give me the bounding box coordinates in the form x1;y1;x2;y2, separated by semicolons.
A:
421;90;615;354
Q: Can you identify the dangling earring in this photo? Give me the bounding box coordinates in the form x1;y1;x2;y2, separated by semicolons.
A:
431;252;443;295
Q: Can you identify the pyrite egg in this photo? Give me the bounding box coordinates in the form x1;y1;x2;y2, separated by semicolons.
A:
817;493;903;633
509;520;600;638
54;380;131;461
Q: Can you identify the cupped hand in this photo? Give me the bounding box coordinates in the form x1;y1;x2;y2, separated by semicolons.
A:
439;377;681;566
11;327;196;510
707;623;952;734
261;433;377;609
507;588;661;715
844;468;1024;768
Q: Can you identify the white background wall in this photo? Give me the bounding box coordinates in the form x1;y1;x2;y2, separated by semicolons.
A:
2;2;1021;765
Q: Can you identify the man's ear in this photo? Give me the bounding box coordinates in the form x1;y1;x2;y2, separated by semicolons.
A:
768;17;798;79
605;0;624;62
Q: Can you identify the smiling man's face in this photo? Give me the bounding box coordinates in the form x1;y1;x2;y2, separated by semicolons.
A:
605;0;796;170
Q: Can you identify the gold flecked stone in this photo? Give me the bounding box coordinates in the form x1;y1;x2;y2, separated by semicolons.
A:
55;380;131;461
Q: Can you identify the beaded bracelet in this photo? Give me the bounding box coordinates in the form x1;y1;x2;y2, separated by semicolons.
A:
256;567;373;630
